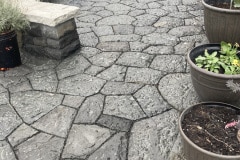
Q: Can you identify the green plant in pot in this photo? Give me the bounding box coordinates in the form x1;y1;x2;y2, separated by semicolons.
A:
187;41;240;104
0;0;29;71
202;0;240;44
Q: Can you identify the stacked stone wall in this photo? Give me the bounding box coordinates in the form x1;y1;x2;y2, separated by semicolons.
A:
23;18;80;59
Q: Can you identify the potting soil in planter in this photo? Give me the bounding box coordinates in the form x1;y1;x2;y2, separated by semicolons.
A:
182;105;240;155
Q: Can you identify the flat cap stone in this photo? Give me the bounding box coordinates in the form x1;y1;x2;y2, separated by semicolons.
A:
18;0;80;26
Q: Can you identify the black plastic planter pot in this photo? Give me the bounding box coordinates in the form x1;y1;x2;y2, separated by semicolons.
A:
187;43;240;104
202;0;240;44
179;102;240;160
0;31;21;70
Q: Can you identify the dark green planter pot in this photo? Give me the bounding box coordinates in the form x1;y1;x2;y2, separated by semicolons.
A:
187;43;240;104
0;31;21;70
202;0;240;44
179;102;240;160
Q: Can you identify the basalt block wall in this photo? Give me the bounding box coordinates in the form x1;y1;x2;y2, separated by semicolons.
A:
23;18;80;60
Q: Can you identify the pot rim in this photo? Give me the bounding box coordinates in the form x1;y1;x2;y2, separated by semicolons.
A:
179;101;240;158
187;43;240;79
202;0;240;13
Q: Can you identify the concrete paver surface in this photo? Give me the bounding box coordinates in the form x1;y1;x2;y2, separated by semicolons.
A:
0;0;207;159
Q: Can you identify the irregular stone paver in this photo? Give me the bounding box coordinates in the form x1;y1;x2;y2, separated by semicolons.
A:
15;133;64;160
0;0;206;159
0;85;7;94
96;10;114;17
146;8;168;16
79;32;99;47
128;109;179;160
128;9;145;17
150;55;186;73
0;77;28;88
126;67;163;84
0;141;16;160
134;26;156;35
28;69;58;92
80;15;102;23
105;3;131;12
92;26;114;36
174;41;195;55
84;65;105;75
142;33;178;46
113;25;134;35
116;52;153;67
143;45;173;55
74;94;104;123
104;95;146;120
158;73;199;111
100;34;140;42
8;124;38;147
8;80;32;93
56;54;91;79
58;74;106;96
134;85;171;116
0;92;9;105
169;26;202;37
97;42;130;52
62;95;85;108
130;41;149;52
32;105;76;138
97;114;132;132
11;91;63;124
133;14;159;26
62;124;112;159
169;134;185;160
97;65;127;81
0;104;22;140
154;16;184;28
88;132;128;160
97;15;135;25
80;47;101;58
4;66;31;77
101;81;143;95
89;52;121;67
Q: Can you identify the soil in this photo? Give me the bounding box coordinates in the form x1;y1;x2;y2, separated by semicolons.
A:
210;2;240;10
182;104;240;155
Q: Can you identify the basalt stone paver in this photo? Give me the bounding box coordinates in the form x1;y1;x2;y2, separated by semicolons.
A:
0;104;22;140
62;124;112;159
74;94;104;123
0;141;16;160
8;124;38;147
32;105;76;138
15;133;64;160
128;109;179;160
116;52;153;67
101;81;143;95
1;0;207;159
87;132;128;160
104;95;146;120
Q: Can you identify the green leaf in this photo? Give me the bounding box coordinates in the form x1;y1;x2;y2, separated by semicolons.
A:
211;51;218;57
213;69;219;73
204;49;210;57
196;63;203;68
195;56;205;61
234;0;240;7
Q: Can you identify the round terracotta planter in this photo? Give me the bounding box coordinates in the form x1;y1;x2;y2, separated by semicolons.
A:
202;0;240;44
187;43;240;104
0;30;21;70
179;102;240;160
